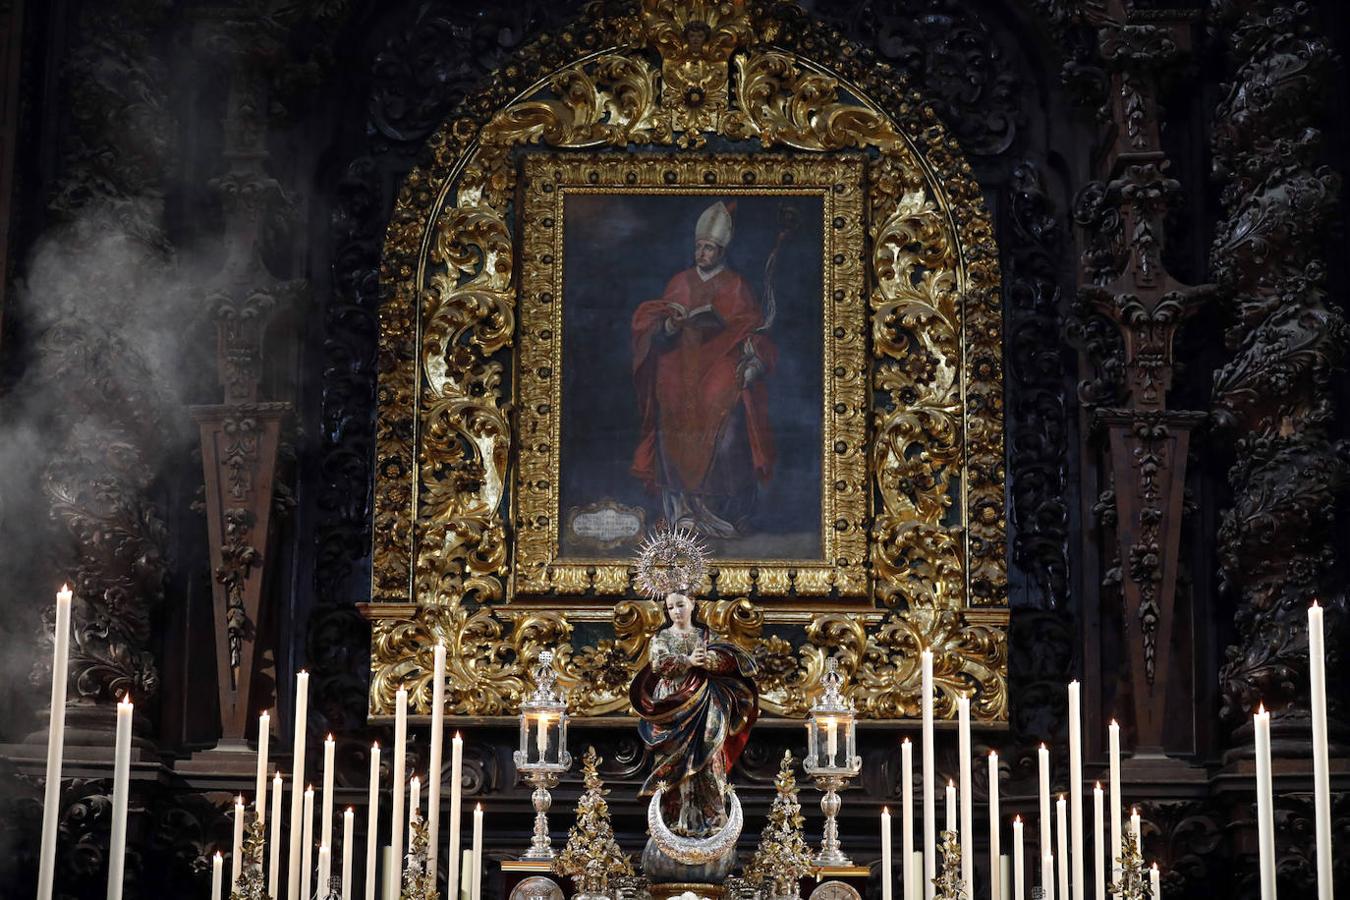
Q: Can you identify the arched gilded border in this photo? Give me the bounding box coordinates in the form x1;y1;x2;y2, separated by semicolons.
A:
365;0;1006;722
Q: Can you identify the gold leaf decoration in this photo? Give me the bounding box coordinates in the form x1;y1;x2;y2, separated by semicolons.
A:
366;1;1007;722
637;0;754;144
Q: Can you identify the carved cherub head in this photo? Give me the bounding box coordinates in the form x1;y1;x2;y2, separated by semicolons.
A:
682;21;711;55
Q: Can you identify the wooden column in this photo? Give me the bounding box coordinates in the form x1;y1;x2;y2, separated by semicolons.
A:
1074;2;1212;757
190;10;304;746
1210;0;1349;755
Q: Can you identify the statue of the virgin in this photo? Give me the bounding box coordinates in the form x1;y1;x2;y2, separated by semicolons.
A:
628;528;758;877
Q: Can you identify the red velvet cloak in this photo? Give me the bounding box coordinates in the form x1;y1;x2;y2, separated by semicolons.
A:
630;267;777;493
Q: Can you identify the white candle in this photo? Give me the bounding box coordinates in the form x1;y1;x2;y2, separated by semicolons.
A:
322;734;336;867
212;852;224;900
342;808;355;900
410;775;421;833
1039;744;1052;887
380;847;394;900
1254;706;1276;900
287;672;310;900
922;650;936;900
989;751;1001;900
107;695;133;900
946;781;957;834
1013;817;1025;900
1150;864;1161;899
822;716;837;765
1093;783;1106;900
255;712;270;821
470;803;483;900
428;642;446;877
1130;805;1142;900
911;851;924;900
231;795;246;892
1058;796;1069;900
302;787;315;900
1309;603;1333;900
269;772;282;898
381;848;396;900
1001;855;1011;900
365;743;380;900
38;584;72;900
1043;853;1056;900
1108;720;1122;895
390;689;408;895
447;733;463;900
882;806;893;900
958;696;973;899
1069;682;1084;900
318;845;331;900
364;744;380;900
902;738;914;900
460;850;473;900
536;712;551;758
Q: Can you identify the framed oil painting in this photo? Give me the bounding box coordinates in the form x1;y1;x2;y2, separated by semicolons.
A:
513;155;869;599
366;10;1010;720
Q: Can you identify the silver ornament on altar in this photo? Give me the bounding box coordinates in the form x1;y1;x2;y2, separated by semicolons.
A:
803;657;862;868
645;782;743;866
508;876;565;900
633;526;709;598
513;650;572;860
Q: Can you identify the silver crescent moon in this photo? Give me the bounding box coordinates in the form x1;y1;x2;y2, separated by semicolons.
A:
646;786;743;865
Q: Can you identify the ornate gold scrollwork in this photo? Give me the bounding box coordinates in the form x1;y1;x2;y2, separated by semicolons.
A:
367;0;1007;722
635;0;755;144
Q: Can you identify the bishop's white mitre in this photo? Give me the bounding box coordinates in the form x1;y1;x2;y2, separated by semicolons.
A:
695;200;734;248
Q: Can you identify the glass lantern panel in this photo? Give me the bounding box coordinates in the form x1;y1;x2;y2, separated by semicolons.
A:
533;713;551;764
819;717;843;768
555;714;568;760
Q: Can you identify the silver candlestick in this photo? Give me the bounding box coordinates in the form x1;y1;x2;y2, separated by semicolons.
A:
810;771;858;867
513;650;572;860
522;769;562;859
803;658;862;867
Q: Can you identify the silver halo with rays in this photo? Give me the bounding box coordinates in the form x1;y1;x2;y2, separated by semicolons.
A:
633;525;710;599
645;784;743;866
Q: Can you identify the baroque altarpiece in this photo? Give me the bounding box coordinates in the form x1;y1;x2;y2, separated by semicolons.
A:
363;5;1009;726
0;0;1346;898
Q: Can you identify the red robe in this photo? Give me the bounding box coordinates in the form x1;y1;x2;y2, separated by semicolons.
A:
631;267;776;494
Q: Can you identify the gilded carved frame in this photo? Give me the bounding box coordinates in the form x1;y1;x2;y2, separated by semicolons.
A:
513;154;869;599
364;0;1008;723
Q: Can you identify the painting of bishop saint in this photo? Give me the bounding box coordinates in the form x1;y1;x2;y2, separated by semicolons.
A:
559;193;825;561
